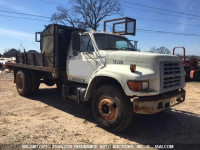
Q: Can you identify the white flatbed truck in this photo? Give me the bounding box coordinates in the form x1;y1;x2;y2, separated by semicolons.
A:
6;17;186;132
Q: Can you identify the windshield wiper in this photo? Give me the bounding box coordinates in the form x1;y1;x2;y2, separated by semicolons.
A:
120;47;137;51
104;48;119;50
126;48;137;51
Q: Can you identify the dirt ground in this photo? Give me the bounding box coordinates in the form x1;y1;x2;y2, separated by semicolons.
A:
0;73;200;147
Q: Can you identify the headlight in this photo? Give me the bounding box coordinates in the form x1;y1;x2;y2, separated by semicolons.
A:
127;81;149;91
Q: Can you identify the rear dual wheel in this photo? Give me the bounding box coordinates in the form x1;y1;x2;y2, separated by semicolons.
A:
16;70;39;96
16;70;30;96
92;85;133;132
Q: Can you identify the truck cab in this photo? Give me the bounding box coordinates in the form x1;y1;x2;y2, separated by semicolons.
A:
67;30;185;107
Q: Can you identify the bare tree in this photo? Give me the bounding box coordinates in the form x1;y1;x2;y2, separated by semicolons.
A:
150;46;171;54
4;48;8;54
20;43;26;52
51;0;122;30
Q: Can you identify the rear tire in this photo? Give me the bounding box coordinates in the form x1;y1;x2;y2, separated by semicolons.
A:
16;70;32;96
30;72;40;94
92;84;133;132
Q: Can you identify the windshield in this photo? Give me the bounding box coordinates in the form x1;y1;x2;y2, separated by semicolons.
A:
93;33;137;51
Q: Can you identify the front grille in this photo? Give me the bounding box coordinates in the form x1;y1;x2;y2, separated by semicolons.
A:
160;62;182;91
164;63;180;75
163;76;180;88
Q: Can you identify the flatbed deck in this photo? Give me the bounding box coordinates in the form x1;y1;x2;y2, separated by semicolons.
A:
6;62;55;73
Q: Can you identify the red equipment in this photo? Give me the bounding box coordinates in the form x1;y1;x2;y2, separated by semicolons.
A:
173;47;200;81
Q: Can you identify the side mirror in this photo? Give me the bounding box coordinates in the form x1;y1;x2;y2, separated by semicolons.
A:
133;41;138;50
35;32;42;42
129;40;138;50
71;31;80;55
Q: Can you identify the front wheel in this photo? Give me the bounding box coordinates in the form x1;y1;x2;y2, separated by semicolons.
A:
92;85;133;132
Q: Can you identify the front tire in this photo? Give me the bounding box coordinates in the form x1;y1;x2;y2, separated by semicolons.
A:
92;84;133;132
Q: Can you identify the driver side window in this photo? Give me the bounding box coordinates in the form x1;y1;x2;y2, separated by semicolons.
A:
80;35;94;52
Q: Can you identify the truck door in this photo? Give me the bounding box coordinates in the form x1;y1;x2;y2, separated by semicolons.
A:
67;34;96;84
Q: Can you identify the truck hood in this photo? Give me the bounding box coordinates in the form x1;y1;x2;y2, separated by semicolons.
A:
95;50;185;96
101;50;182;67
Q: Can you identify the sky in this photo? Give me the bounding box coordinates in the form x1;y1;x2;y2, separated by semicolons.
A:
0;0;200;55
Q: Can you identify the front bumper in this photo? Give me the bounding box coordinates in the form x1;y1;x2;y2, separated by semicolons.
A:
131;89;186;114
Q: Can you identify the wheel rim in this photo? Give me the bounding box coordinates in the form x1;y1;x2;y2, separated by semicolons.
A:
16;75;23;91
98;98;118;122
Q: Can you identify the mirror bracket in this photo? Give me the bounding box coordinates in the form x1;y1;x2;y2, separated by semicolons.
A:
73;51;78;56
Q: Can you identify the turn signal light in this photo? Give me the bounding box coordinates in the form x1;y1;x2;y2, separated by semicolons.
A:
128;81;149;91
130;64;136;72
128;81;142;91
